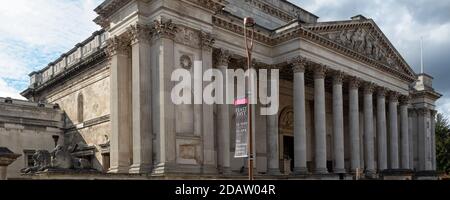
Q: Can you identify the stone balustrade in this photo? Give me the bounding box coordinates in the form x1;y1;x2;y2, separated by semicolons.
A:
28;30;108;88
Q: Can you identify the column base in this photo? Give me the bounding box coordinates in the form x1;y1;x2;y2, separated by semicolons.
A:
267;168;282;176
221;167;232;175
333;168;346;174
129;163;152;174
293;167;309;175
108;166;130;174
313;168;328;175
202;165;218;175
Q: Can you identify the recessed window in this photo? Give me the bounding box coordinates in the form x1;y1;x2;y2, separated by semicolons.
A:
23;150;36;167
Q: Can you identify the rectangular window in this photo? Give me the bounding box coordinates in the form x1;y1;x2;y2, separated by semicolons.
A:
23;150;36;167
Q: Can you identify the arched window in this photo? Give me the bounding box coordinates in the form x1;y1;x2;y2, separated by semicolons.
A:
77;93;84;123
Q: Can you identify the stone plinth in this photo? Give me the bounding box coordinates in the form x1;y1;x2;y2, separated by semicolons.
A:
0;147;21;180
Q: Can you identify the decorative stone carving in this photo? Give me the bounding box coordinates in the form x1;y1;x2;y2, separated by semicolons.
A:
363;82;377;94
153;18;177;39
332;71;345;85
175;26;201;48
324;27;400;69
128;24;152;44
279;106;294;132
348;77;362;89
214;49;231;67
180;55;193;70
291;56;308;73
388;91;400;101
106;36;129;57
312;63;327;79
377;87;388;97
20;145;94;174
399;95;411;105
200;31;215;51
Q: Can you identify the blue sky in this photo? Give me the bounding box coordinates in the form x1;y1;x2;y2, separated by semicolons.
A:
0;0;449;116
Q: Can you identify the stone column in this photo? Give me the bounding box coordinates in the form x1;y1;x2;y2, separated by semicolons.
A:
349;77;361;172
408;109;416;170
388;92;400;169
431;110;437;171
129;24;153;174
152;18;177;173
292;57;308;175
216;49;231;174
332;71;345;174
107;36;133;173
363;83;376;174
313;64;328;174
201;32;217;174
267;110;280;175
377;88;388;171
399;96;410;169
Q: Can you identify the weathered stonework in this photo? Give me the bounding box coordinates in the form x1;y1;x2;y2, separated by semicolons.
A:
6;0;440;180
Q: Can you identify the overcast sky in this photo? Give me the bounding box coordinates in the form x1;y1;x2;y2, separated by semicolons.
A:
0;0;449;116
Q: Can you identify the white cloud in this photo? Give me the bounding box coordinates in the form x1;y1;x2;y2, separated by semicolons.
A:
0;79;26;100
0;0;103;100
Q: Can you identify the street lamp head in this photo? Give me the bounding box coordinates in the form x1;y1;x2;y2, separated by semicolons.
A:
244;17;255;28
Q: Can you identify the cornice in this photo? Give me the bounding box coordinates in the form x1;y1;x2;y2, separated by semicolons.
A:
212;14;417;83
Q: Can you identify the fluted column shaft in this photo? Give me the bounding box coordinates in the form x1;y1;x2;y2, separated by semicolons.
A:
332;72;345;174
389;93;399;169
400;97;410;169
349;78;361;172
363;83;376;174
292;59;308;175
216;50;231;174
377;88;388;171
313;66;327;174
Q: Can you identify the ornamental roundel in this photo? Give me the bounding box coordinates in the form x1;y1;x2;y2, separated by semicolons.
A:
180;55;192;69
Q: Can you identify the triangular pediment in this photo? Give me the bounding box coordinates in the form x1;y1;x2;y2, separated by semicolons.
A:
305;20;416;81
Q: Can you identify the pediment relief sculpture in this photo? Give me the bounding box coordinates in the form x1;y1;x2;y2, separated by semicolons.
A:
323;27;400;70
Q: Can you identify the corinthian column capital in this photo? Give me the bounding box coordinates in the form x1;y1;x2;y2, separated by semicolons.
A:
127;24;152;45
201;31;215;51
214;49;231;67
399;95;411;106
312;63;327;79
363;82;377;94
348;77;362;89
106;36;129;58
332;71;345;85
153;17;177;39
388;91;400;102
377;87;387;97
290;56;308;73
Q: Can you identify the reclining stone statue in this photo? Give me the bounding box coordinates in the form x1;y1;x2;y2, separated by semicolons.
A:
21;145;92;174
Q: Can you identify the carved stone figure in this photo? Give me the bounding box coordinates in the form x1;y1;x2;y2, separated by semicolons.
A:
20;150;51;174
50;145;73;169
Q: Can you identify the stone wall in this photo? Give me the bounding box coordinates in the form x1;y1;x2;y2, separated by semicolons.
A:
0;98;64;178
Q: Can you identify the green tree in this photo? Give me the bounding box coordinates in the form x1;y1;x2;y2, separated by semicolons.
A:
436;113;450;174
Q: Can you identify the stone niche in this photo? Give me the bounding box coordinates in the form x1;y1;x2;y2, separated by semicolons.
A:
176;138;201;165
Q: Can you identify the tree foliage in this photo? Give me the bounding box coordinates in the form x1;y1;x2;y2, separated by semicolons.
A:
436;113;450;174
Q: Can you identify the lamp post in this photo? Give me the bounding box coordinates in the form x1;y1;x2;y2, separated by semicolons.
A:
244;17;255;180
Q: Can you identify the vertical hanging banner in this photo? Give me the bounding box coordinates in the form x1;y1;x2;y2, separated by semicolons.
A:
234;98;249;158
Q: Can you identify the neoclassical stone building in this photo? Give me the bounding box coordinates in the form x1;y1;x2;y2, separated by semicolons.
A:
19;0;441;179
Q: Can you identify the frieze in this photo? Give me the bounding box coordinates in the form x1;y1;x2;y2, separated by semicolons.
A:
174;25;201;48
153;18;177;39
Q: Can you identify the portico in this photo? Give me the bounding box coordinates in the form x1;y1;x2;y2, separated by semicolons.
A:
20;0;441;180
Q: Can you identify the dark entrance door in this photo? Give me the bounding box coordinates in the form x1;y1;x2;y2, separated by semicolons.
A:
283;135;294;172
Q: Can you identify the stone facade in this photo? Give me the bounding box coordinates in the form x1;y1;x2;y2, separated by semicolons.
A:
0;98;64;178
11;0;441;179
